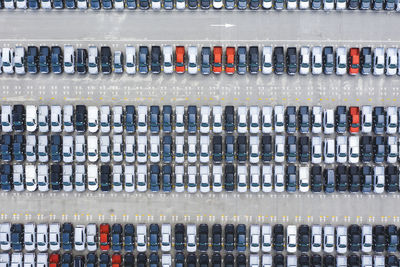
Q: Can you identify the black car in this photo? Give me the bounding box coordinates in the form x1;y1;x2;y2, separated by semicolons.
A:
187;105;197;134
51;164;62;191
286;165;296;193
137;253;147;267
13;134;25;162
99;253;110;267
225;254;234;267
139;0;149;8
273;47;284;75
237;254;246;267
124;224;135;252
249;46;259;74
323;256;335;267
311;166;322;193
100;46;112;74
386;256;399;267
347;255;360;267
298;106;310;133
286;106;297;133
201;47;211;75
76;48;87;74
10;224;23;251
236;224;246;252
150;165;160;192
75;105;87;132
213;135;222;163
187;254;196;267
298;136;310;163
286;47;297;75
175;253;185;267
324;169;335;193
273;224;284;251
62;223;74;251
1;164;12;192
87;253;97;267
360;47;372;75
262;135;273;162
336;106;347;133
348;166;360;193
162;105;172;133
62;253;73;267
361;166;373;193
373;225;386;252
224;224;235;252
224;164;235;192
236;46;247;75
150;105;160;133
100;165;111;191
124;254;134;267
201;0;210;8
386;225;398;252
199;254;209;267
385;165;398;193
212;224;222;252
39;46;50;74
360;136;373;162
323;46;334;75
299;255;310;267
298;225;310;252
149;223;159;251
162;165;172;192
373;106;385;134
311;255;322;267
212;253;221;267
198;224;209;251
111;223;123;251
336;165;348;192
237;136;247;163
74;256;85;267
348;224;361;252
274;254;284;267
151;46;161;74
50;135;62;162
225;106;235;133
51;46;63;74
374;136;385;163
286;135;297;163
225;135;235;163
174;224;185;251
125;105;136;133
12;105;25;132
27;46;39;74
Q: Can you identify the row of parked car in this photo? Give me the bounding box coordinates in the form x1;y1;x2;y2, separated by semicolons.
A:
1;45;399;76
0;0;399;10
2;162;400;193
1;104;399;135
0;223;398;254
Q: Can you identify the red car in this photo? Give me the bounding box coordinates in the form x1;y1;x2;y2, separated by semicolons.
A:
100;223;110;251
175;46;185;73
225;47;235;74
112;253;122;267
213;46;222;74
349;106;360;133
349;48;360;75
49;253;60;267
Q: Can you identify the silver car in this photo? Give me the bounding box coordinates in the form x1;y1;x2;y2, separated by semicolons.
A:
113;165;123;192
299;46;310;75
51;105;62;133
62;165;74;192
26;135;37;162
63;105;74;133
13;165;25;192
323;225;335;253
373;47;385;76
336;47;347;75
88;46;99;75
38;135;49;163
14;46;25;75
49;223;60;251
75;165;86;192
100;136;111;163
75;135;86;163
163;45;173;74
63;136;74;163
36;223;48;252
262;46;273;74
86;223;97;252
126;46;136;75
113;135;123;162
386;47;398;76
312;46;323;75
100;105;111;133
114;51;124;74
63;45;75;74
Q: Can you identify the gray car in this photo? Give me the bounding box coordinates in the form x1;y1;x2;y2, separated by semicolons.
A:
75;165;86;192
114;51;124;74
323;46;334;75
237;47;247;74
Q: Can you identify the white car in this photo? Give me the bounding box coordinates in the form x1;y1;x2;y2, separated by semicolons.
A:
51;105;62;133
77;0;87;9
162;255;172;267
274;106;284;133
299;167;309;192
137;105;148;133
200;165;210;193
125;135;136;163
311;136;322;164
275;135;285;163
113;135;123;162
100;106;110;133
287;255;297;267
324;109;335;134
312;106;322;133
0;223;11;251
374;166;385;194
25;165;37;192
112;165;123;192
26;105;38;132
336;225;347;254
374;256;385;267
86;223;97;252
38;135;49;163
212;106;222;133
336;47;347;75
1;105;12;132
37;164;49;192
324;138;335;164
14;46;25;74
250;165;260;193
63;105;74;133
287;0;296;9
87;165;98;191
62;165;73;192
38;105;49;133
175;165;185;193
361;256;372;267
175;106;185;133
88;106;99;133
188;46;198;74
125;165;135;193
75;135;86;163
237;165;248;193
262;46;273;74
161;224;171;252
336;0;346;8
213;0;223;8
261;224;272;252
262;106;273;133
137;165;148;192
36;224;48;252
323;225;335;253
75;165;86;192
175;136;185;164
24;254;35;266
150;135;160;163
152;0;161;8
249;106;260;134
113;106;123;134
63;136;74;163
163;45;173;74
200;136;210;163
13;165;25;192
137;224;147;252
286;225;297;253
311;224;322;253
337;256;347;267
137;135;147;163
88;46;98;74
187;165;197;193
312;46;323;75
387;136;398;163
362;225;372;253
250;225;260;253
212;165;223;193
74;225;86;251
348;136;359;164
187;135;197;163
386;47;398;76
186;224;197;253
63;45;75;74
250;255;259;267
41;0;51;8
386;106;398;134
274;165;284;193
24;223;36;252
336;136;347;163
299;46;310;75
100;136;110;163
11;253;22;267
237;106;248;134
323;0;334;9
373;47;385;76
200;106;210;133
126;46;136;75
262;255;272;267
2;48;14;74
176;0;185;9
16;0;27;8
262;165;273;193
114;0;124;8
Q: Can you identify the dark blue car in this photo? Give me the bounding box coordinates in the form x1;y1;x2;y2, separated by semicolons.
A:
1;135;12;162
162;165;172;192
12;105;25;132
124;224;135;252
102;0;112;8
1;164;12;192
53;0;64;8
90;0;100;8
51;164;62;191
150;165;160;192
65;0;76;8
51;46;63;74
11;224;23;251
13;135;25;162
51;135;62;162
27;46;39;74
87;253;97;267
62;223;74;251
187;105;197;133
162;105;172;133
149;224;159;251
39;46;50;74
150;106;160;133
126;0;137;8
111;224;123;251
162;135;172;163
125;105;136;133
28;0;39;9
